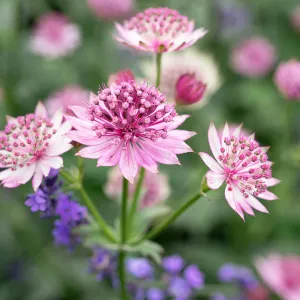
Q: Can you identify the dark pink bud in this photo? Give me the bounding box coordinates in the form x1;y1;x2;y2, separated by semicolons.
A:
175;73;207;105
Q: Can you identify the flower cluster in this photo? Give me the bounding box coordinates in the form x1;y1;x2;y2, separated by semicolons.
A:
200;123;279;219
0;102;72;191
114;7;207;53
231;37;276;78
30;12;81;59
255;254;300;300
67;81;195;183
25;170;88;248
89;250;204;300
274;60;300;100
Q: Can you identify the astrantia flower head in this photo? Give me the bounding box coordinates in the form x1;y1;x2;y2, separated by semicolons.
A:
114;7;207;53
0;102;72;191
67;81;195;183
105;167;170;209
30;12;81;59
142;49;222;107
274;60;300;100
87;0;134;21
231;37;276;78
255;254;300;300
46;85;90;116
199;123;280;220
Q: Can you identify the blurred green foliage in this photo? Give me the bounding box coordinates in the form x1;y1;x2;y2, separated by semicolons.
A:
0;0;300;299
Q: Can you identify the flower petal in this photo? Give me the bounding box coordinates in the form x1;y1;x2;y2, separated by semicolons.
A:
119;145;139;183
97;142;123;167
208;122;221;161
246;193;269;213
139;140;180;165
265;178;280;187
68;106;89;120
168;130;197;141
32;170;43;191
35;101;47;119
155;139;193;154
133;143;158;173
258;190;278;201
206;171;225;190
225;185;244;220
232;185;255;216
51;108;63;128
199;152;223;173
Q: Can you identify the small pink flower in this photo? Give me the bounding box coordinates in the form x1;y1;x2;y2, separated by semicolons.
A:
108;69;135;86
87;0;134;21
45;85;90;116
142;49;222;108
255;254;300;300
274;60;300;100
66;81;196;183
114;7;207;53
231;37;276;78
199;123;279;220
291;6;300;33
0;102;73;191
105;167;170;208
30;12;81;59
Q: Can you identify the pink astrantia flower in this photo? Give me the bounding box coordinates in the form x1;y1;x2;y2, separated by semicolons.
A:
0;102;73;191
231;37;276;78
199;123;279;220
45;85;90;116
30;12;81;59
105;167;170;208
274;60;300;100
114;7;207;53
66;81;195;183
255;254;300;300
291;6;300;33
87;0;134;21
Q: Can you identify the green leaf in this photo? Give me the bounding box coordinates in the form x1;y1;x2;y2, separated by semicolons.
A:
139;205;171;222
83;233;119;251
126;240;164;264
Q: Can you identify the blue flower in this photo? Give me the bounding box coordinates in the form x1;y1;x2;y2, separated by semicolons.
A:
126;258;153;279
184;264;204;289
162;255;184;275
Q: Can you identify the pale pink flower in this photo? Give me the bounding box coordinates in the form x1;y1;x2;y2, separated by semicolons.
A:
142;49;221;107
114;7;207;53
231;37;276;78
108;69;135;87
0;102;72;191
291;6;300;33
199;123;279;220
30;12;81;59
218;123;250;139
274;60;300;100
87;0;134;21
66;81;195;183
45;85;90;116
105;167;170;208
255;254;300;300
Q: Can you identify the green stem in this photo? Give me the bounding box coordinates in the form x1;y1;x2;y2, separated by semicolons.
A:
155;53;163;88
135;188;210;244
128;168;145;230
78;186;117;243
119;178;129;300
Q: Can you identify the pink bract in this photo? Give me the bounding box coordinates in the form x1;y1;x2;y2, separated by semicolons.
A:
274;60;300;100
105;167;170;209
255;254;300;300
66;81;196;183
114;7;207;53
108;69;135;86
231;37;276;78
199;123;279;220
30;12;81;59
0;102;73;191
45;85;90;116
